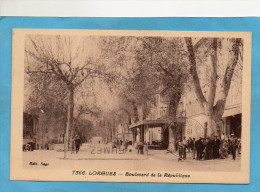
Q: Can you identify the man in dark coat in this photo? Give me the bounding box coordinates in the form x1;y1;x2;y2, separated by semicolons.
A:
74;135;81;154
137;141;144;154
187;137;192;152
191;138;196;159
205;137;212;160
212;136;221;159
201;138;206;160
195;137;203;160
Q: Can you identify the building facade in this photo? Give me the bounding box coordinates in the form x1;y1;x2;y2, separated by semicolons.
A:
23;112;38;145
129;93;170;149
129;73;242;148
182;78;242;139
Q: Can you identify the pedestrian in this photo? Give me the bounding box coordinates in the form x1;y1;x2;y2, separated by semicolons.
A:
120;141;125;153
219;135;224;158
178;140;184;161
220;139;229;159
201;138;206;160
182;137;187;160
124;139;129;151
230;136;238;160
186;137;190;152
116;139;120;150
112;140;117;152
212;136;221;159
74;135;81;154
137;141;144;154
195;137;203;160
45;143;49;150
191;138;196;159
227;137;231;154
195;138;200;160
204;137;212;160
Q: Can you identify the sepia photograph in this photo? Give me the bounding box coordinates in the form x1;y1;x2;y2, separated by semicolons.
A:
10;29;251;183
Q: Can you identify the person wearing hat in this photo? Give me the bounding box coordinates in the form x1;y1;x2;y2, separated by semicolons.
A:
230;135;238;160
137;141;144;154
220;138;229;159
212;135;221;159
201;138;206;160
195;137;203;160
205;137;212;160
191;138;196;159
74;135;81;154
182;137;187;160
178;139;184;161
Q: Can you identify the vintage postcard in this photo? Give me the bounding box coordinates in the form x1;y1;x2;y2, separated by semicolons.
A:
10;29;251;183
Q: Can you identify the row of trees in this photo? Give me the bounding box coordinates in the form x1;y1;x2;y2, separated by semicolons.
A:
25;34;243;155
98;36;243;151
25;35;118;157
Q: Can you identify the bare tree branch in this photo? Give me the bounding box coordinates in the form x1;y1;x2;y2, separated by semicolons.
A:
223;38;242;96
207;38;218;110
185;37;207;109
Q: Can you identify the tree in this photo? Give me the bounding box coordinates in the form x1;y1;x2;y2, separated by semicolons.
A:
25;35;115;158
98;36;159;123
118;68;159;123
99;36;189;151
184;37;243;137
135;37;188;151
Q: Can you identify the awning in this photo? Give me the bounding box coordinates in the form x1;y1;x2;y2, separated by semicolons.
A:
129;119;168;129
222;105;242;117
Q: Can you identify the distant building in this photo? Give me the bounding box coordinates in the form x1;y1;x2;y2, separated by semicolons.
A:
24;109;67;149
129;92;170;149
23;112;38;145
116;123;132;143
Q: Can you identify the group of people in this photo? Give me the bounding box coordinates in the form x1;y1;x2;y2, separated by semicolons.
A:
112;139;148;154
177;134;240;161
136;141;147;154
112;139;129;152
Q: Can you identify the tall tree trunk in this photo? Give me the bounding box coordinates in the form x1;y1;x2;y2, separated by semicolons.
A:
168;125;176;152
212;99;226;137
64;88;74;158
185;37;242;139
205;114;214;137
205;113;223;138
142;102;148;120
167;92;181;152
202;104;221;138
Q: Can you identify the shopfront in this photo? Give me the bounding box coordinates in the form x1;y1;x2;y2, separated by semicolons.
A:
222;105;242;138
129;119;168;149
